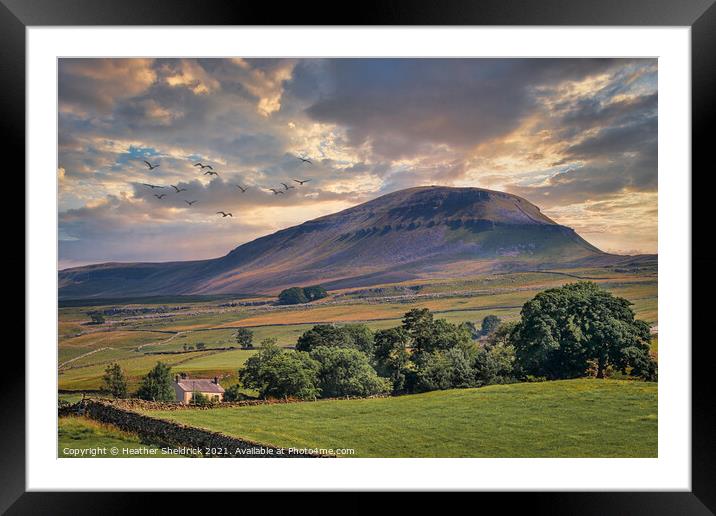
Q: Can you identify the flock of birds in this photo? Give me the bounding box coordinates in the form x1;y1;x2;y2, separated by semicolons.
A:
139;156;313;218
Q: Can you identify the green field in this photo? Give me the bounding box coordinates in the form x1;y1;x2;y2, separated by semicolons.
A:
58;268;657;394
58;416;181;458
145;379;657;458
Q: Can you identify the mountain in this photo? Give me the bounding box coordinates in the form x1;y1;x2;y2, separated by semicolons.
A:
58;186;644;300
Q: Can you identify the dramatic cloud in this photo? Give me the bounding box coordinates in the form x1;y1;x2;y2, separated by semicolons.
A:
58;58;657;268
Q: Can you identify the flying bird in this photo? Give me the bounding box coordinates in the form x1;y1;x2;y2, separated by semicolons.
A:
297;156;312;165
235;185;247;193
143;160;160;170
154;194;167;199
293;179;311;185
269;188;285;195
204;170;219;176
171;185;187;193
194;163;213;170
185;200;198;206
142;183;164;189
216;211;233;217
281;182;295;190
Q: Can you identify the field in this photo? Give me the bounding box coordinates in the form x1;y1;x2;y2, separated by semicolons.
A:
58;416;181;458
57;266;657;394
145;379;657;458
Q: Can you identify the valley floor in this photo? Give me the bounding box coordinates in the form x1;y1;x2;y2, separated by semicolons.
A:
58;267;657;393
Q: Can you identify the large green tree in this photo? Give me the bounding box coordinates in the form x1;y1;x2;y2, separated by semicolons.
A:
239;343;320;400
401;308;472;354
136;362;175;401
512;282;656;380
310;346;389;398
296;323;374;356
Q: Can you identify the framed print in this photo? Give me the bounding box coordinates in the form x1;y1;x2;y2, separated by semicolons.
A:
6;0;715;510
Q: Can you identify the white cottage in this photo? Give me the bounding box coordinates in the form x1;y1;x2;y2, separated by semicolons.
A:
173;376;225;404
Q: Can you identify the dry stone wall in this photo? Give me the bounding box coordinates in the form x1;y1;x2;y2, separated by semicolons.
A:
78;399;331;458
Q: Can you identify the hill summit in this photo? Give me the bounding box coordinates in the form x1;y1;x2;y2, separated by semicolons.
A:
59;186;623;299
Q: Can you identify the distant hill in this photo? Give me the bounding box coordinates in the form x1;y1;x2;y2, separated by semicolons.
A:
58;186;653;299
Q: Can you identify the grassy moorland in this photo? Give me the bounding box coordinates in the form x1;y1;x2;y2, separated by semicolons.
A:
58;416;180;458
146;379;657;458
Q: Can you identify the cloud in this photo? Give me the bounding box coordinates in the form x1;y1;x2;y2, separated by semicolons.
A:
58;58;659;263
59;58;157;115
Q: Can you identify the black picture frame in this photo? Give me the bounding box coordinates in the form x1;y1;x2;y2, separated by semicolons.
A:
5;0;715;511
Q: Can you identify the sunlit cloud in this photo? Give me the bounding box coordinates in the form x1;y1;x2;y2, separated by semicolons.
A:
58;58;657;268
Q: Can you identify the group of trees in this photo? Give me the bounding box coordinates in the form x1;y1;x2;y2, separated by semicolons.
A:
237;281;657;400
277;285;328;305
239;337;388;400
99;282;657;403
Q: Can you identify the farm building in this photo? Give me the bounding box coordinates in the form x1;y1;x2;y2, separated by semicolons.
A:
173;376;225;404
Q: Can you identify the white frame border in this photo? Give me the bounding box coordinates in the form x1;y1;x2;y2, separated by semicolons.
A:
27;26;690;491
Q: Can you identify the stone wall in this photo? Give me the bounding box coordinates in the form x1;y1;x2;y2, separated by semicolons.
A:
78;399;330;458
96;393;390;412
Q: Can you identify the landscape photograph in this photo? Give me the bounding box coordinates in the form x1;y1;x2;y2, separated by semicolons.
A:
57;57;658;458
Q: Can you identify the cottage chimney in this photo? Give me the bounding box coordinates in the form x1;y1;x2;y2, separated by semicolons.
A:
213;376;219;385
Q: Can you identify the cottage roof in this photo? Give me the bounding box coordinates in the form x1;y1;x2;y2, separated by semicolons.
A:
176;379;225;394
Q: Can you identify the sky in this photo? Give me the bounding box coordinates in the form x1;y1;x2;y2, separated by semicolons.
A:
58;58;657;269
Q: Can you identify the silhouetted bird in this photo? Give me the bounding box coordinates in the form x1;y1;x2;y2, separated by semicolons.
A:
143;160;160;170
281;182;295;190
235;185;247;193
269;189;285;195
154;194;167;199
293;179;311;185
297;156;312;164
185;200;198;206
204;170;219;176
142;183;164;189
217;211;233;217
194;163;213;170
171;185;187;193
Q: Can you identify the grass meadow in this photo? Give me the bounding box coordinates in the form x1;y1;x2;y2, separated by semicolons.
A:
145;379;657;458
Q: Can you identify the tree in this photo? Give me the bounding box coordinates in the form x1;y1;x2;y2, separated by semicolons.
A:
310;346;389;398
413;347;475;393
223;384;249;402
402;308;434;352
190;391;211;406
373;328;411;393
473;322;517;386
196;342;206;350
101;363;128;398
480;315;502;336
295;324;373;355
303;285;328;302
239;343;320;400
278;285;328;305
87;311;105;325
278;287;308;305
235;327;254;349
136;362;175;401
512;282;656;380
401;308;471;354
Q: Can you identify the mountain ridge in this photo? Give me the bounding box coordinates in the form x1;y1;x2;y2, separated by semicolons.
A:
59;186;647;300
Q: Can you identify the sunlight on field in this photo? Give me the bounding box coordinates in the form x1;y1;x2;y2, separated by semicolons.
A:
146;379;657;458
57;269;657;393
